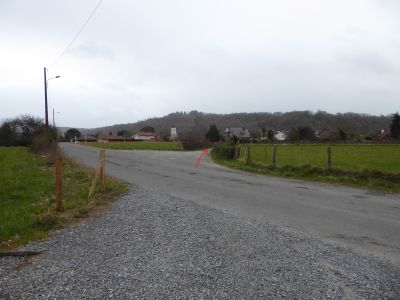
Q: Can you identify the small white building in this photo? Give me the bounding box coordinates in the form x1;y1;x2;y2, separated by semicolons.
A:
170;127;177;140
274;131;287;141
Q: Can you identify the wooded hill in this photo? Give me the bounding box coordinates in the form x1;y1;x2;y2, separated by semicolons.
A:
86;110;392;139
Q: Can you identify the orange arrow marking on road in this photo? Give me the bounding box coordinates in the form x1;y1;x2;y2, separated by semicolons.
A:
195;149;209;168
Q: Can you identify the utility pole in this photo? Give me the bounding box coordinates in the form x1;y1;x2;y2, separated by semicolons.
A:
44;67;49;128
44;68;60;129
52;109;55;127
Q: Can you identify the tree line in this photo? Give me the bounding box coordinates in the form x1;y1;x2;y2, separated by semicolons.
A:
85;110;397;142
2;111;399;147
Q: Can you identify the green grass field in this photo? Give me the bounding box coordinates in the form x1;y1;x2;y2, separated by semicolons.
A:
240;144;400;174
83;141;183;151
213;144;400;192
0;147;126;250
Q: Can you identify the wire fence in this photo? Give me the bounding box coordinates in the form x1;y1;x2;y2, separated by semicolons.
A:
219;144;400;174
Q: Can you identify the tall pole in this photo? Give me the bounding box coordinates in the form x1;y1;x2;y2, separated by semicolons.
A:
52;109;55;127
44;67;49;128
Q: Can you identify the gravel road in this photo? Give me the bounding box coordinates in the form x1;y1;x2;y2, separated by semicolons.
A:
1;187;399;299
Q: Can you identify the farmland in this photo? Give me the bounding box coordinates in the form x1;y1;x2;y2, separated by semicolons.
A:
83;141;183;151
212;144;400;191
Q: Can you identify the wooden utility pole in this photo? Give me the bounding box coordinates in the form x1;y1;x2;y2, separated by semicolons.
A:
55;155;63;211
99;150;105;192
44;67;49;128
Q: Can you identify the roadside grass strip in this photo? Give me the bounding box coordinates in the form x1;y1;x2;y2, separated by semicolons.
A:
0;147;127;250
212;144;400;192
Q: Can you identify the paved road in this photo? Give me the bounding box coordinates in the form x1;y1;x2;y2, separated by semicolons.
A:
60;143;400;266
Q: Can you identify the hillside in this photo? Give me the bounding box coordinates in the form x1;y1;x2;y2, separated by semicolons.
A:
84;110;391;139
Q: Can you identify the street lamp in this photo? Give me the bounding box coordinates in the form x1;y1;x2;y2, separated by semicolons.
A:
44;67;60;128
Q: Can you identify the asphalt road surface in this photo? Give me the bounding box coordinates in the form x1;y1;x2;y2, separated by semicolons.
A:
60;143;400;267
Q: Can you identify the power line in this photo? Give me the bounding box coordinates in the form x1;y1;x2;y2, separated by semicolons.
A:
49;0;105;68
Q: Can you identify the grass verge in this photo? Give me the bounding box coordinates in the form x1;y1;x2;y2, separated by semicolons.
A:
211;149;400;193
82;141;183;151
239;144;400;174
0;147;127;251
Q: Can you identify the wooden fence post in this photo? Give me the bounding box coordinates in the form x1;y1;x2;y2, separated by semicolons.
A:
88;149;106;198
47;140;57;165
55;155;63;211
246;145;251;164
99;150;105;192
235;144;240;159
327;146;332;171
272;145;277;168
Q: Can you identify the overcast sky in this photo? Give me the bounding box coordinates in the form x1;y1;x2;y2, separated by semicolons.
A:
1;0;399;128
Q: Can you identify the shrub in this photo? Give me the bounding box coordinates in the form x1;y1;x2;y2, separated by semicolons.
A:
0;115;46;146
214;143;240;160
181;139;211;150
206;124;220;142
30;127;57;154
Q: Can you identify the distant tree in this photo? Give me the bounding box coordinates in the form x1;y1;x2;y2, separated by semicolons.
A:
232;135;239;144
318;128;339;142
390;113;400;139
0;121;14;146
140;126;154;133
117;130;129;137
267;129;275;141
0;115;44;146
109;131;113;135
206;124;220;142
189;114;208;140
261;128;267;138
298;126;316;141
339;129;347;141
288;128;300;142
65;128;81;141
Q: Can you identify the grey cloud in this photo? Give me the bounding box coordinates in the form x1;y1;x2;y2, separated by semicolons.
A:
68;42;116;61
1;0;400;128
336;51;398;75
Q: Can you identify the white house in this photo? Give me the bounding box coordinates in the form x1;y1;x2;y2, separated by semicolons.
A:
274;131;287;141
133;132;155;141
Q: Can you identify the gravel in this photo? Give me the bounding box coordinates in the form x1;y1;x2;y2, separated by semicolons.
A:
1;187;399;299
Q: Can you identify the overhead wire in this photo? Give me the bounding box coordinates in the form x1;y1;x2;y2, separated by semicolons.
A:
49;0;104;69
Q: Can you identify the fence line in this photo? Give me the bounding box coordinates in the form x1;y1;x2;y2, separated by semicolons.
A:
237;144;334;170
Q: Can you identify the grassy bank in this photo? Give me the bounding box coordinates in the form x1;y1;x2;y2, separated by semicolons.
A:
212;144;400;192
82;141;183;151
0;147;127;250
